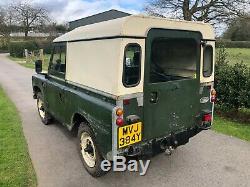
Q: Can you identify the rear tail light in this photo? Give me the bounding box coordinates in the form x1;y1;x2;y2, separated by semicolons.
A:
211;88;216;102
116;118;124;126
115;108;124;126
203;113;212;122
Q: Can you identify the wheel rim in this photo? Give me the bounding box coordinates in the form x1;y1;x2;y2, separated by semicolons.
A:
37;98;45;119
80;132;96;168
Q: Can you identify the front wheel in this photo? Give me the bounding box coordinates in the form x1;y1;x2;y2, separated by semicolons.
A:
36;92;52;125
78;123;107;177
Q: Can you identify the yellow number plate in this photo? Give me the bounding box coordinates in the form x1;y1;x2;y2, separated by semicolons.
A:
118;122;142;148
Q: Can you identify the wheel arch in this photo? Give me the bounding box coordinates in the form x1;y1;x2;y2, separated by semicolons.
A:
33;86;42;99
71;112;110;159
71;112;92;135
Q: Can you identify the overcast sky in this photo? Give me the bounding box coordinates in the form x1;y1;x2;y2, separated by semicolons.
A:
0;0;147;23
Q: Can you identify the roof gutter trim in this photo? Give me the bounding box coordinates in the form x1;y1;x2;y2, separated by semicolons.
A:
54;35;146;43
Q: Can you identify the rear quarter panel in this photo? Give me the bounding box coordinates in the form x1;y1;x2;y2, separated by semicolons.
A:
63;84;116;159
32;74;47;97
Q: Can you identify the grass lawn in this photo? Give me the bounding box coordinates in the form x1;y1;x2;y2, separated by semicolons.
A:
223;48;250;67
0;87;37;187
213;115;250;142
9;54;50;71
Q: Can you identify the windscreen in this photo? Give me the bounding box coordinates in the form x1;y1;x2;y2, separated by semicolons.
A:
150;38;198;83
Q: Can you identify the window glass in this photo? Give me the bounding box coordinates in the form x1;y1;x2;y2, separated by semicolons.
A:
203;45;213;77
150;38;198;83
50;45;66;77
123;44;141;87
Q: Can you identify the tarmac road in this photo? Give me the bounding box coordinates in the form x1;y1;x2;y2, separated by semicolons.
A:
0;53;250;187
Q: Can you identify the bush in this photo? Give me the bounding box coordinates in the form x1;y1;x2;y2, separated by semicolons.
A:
8;39;53;57
9;41;38;57
215;47;250;110
216;40;250;48
35;39;53;54
0;37;9;52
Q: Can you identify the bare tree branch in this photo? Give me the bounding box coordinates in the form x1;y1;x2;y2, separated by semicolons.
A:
10;2;50;37
145;0;250;25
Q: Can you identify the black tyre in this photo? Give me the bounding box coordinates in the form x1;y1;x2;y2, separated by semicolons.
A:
78;123;107;177
36;92;52;125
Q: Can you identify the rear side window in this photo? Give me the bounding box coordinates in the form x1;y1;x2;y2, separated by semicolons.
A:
203;45;213;77
123;44;141;87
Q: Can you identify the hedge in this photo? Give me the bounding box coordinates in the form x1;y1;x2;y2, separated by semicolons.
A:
9;41;38;57
8;39;53;57
35;39;53;54
215;47;250;110
0;37;9;52
216;40;250;48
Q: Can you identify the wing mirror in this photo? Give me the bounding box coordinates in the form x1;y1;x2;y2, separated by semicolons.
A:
35;60;42;73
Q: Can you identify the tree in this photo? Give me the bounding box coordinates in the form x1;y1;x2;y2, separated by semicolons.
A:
0;8;4;24
145;0;250;23
0;8;10;37
223;16;250;41
11;2;50;37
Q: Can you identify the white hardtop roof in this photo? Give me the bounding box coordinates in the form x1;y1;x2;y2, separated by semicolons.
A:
54;15;215;43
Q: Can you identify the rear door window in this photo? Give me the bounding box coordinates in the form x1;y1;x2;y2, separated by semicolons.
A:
150;38;198;83
123;44;141;87
203;45;213;77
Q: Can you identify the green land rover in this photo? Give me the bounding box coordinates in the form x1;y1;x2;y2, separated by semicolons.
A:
32;15;216;177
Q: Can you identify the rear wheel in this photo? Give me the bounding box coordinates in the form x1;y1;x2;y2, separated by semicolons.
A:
36;92;52;125
78;123;107;177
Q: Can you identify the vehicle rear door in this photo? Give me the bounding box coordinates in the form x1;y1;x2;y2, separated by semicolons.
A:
143;29;202;140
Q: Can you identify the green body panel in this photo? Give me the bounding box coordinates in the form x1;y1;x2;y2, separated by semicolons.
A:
143;80;201;139
32;74;115;159
143;29;203;140
123;97;143;122
45;78;66;122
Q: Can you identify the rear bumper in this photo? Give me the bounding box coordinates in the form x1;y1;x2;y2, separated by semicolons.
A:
119;127;202;157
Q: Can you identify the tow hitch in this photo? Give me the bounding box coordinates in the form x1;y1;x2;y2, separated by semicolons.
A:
164;146;175;156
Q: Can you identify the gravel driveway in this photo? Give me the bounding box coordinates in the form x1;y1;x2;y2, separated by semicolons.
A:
0;53;249;187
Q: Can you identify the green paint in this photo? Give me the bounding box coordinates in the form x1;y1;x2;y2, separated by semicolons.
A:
32;74;115;158
143;29;211;140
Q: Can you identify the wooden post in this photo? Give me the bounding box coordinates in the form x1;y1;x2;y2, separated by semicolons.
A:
40;49;44;63
24;49;28;63
31;51;34;63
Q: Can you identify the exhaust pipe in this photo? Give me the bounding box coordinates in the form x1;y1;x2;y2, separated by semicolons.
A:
160;137;176;155
160;139;168;150
165;146;174;155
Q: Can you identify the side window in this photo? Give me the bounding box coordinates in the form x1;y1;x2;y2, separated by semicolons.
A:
49;44;66;78
203;45;213;77
123;44;141;87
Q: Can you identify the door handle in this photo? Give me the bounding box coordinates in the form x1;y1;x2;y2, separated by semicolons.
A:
172;83;180;91
59;92;64;102
150;92;158;103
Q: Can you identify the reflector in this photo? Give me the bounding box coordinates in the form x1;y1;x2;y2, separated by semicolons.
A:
116;118;124;126
203;114;212;122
